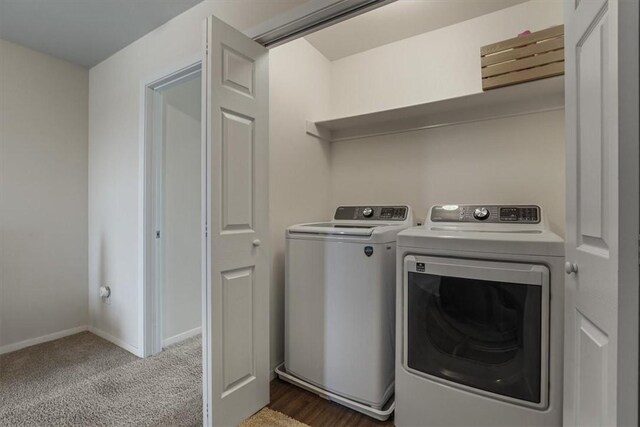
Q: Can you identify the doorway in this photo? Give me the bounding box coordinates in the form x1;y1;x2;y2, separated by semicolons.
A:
143;62;203;358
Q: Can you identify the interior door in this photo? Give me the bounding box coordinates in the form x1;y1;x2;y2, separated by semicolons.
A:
563;0;638;425
203;15;269;427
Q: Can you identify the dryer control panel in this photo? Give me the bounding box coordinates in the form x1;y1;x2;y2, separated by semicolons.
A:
431;205;541;223
334;205;408;221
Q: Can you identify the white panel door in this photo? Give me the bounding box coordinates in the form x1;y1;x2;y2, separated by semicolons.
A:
563;0;638;426
203;15;269;427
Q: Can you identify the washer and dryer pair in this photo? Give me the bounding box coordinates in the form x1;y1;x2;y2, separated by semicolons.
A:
280;204;564;426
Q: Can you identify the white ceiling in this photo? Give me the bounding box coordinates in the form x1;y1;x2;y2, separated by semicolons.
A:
0;0;206;68
0;0;309;68
305;0;529;61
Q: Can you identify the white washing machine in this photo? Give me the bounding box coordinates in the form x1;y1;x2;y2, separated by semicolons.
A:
395;205;564;426
276;205;413;420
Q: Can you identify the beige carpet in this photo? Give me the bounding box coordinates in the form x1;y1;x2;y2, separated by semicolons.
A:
0;331;202;426
239;408;309;427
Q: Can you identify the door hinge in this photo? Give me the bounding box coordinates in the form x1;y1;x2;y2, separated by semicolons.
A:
156;230;161;239
205;224;208;237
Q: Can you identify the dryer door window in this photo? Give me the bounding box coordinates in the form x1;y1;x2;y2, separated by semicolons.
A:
404;256;549;408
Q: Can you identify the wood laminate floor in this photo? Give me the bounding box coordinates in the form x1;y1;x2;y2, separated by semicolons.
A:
269;379;394;427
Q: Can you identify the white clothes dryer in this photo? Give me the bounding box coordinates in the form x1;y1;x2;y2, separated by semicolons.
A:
395;204;564;426
276;205;413;420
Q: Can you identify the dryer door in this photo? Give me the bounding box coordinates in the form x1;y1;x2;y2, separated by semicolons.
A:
403;256;549;409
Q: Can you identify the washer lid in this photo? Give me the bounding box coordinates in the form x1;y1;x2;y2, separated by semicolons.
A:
287;222;380;237
286;205;413;241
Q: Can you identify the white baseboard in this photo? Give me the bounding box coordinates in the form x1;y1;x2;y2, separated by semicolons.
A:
0;325;88;356
88;326;142;357
163;326;202;348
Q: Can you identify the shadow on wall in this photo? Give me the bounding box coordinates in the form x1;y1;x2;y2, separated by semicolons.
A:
94;233;126;347
270;249;285;366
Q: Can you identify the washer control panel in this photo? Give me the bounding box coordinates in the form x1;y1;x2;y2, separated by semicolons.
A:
334;205;408;221
431;205;541;223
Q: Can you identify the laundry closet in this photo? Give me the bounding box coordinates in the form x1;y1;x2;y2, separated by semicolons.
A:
267;0;566;420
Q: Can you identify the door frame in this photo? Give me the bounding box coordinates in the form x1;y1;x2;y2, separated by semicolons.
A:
139;56;203;360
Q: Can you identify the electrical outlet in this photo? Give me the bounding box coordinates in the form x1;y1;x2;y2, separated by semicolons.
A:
100;286;112;305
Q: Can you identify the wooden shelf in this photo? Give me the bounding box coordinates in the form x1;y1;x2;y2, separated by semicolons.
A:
306;76;564;142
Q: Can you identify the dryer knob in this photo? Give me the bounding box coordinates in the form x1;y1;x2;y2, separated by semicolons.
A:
362;207;374;218
473;207;490;220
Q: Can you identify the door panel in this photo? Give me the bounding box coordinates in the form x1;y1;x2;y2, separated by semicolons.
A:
204;14;269;427
564;0;638;425
577;12;608;248
222;267;255;394
221;110;254;232
575;311;609;427
222;46;255;96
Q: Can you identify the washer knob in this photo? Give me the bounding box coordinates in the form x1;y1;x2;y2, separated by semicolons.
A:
362;207;374;218
473;207;490;220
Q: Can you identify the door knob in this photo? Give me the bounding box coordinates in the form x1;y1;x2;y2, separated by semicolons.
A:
253;239;261;247
564;261;578;275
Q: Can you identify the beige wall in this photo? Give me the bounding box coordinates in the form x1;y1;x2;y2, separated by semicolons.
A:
330;111;566;234
330;0;563;117
160;75;202;344
0;39;88;352
269;38;333;368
